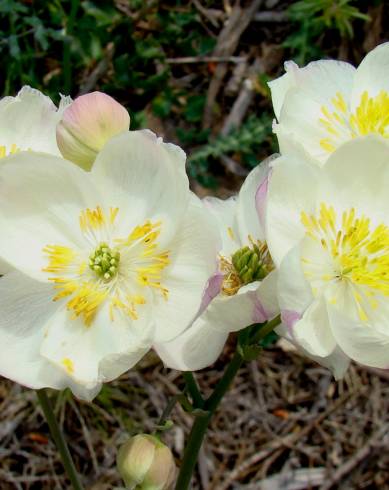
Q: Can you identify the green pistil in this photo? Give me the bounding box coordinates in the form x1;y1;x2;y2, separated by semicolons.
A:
231;244;269;285
89;242;120;281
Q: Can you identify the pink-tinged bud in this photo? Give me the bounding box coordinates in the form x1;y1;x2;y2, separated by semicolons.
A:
56;92;130;170
117;434;177;490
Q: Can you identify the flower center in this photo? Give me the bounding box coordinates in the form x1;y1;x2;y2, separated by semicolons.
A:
319;91;389;153
43;206;170;326
89;242;120;281
0;143;21;158
220;238;273;296
301;203;389;320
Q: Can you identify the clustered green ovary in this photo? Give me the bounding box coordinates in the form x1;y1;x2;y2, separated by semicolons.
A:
231;245;269;285
89;242;120;281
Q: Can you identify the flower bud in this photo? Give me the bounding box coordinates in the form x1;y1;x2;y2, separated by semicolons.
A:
117;434;177;490
56;91;130;170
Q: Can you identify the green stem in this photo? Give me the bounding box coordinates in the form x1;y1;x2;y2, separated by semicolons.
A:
183;372;204;408
37;389;84;490
174;412;211;490
175;315;281;489
175;351;243;490
250;314;281;344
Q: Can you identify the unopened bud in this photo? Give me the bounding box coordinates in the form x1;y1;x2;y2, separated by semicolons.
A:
56;91;130;170
117;434;177;490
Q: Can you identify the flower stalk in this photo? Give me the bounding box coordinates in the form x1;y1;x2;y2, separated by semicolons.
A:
36;389;84;490
175;315;281;489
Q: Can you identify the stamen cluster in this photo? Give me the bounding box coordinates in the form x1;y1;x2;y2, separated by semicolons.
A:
89;242;120;281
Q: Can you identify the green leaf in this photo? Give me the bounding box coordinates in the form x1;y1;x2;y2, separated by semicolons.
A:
184;95;206;123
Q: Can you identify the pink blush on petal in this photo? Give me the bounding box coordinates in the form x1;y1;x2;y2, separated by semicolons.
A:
255;169;271;229
281;309;302;334
198;272;224;315
253;298;268;323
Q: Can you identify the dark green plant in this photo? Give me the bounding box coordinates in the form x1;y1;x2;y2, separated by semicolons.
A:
285;0;370;64
187;114;273;186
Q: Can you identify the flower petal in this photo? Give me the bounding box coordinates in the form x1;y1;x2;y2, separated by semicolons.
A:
293;296;336;357
277;245;313;316
265;153;321;266
155;285;258;370
321;135;389;220
91;130;189;243
268;61;299;120
0;86;69;155
328;304;389;369
154;312;229;371
255;270;279;322
277;323;350;379
40;302;153;388
271;60;355;164
236;160;271;243
352;42;389;107
203;195;239;255
152;194;220;342
282;60;355;104
0;271;67;390
275;89;334;164
0;152;103;280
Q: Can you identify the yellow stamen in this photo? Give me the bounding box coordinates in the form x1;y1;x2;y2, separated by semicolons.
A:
0;143;21;159
43;207;170;327
301;203;389;320
62;357;74;374
319;91;389;153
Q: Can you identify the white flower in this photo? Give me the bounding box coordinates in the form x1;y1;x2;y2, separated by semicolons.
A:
269;42;389;165
0;86;70;158
266;135;389;374
0;130;219;400
155;162;279;371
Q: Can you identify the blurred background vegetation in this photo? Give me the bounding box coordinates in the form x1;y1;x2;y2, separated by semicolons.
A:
0;0;386;190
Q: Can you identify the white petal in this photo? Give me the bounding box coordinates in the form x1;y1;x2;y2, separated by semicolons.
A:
203;195;239;255
278;245;313;315
277;323;350;380
352;42;389;107
322;135;389;220
154;312;229;371
40;302;153;387
0;271;68;390
268;60;299;120
315;347;350;380
155;283;259;370
202;282;260;334
236;161;270;244
265;153;321;266
152;194;220;342
284;59;355;104
0;258;12;275
328;305;389;369
0;86;65;155
91;130;189;243
275;89;334;164
293;297;336;357
0;153;103;280
198;272;224;315
255;270;279;322
272;60;355;164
